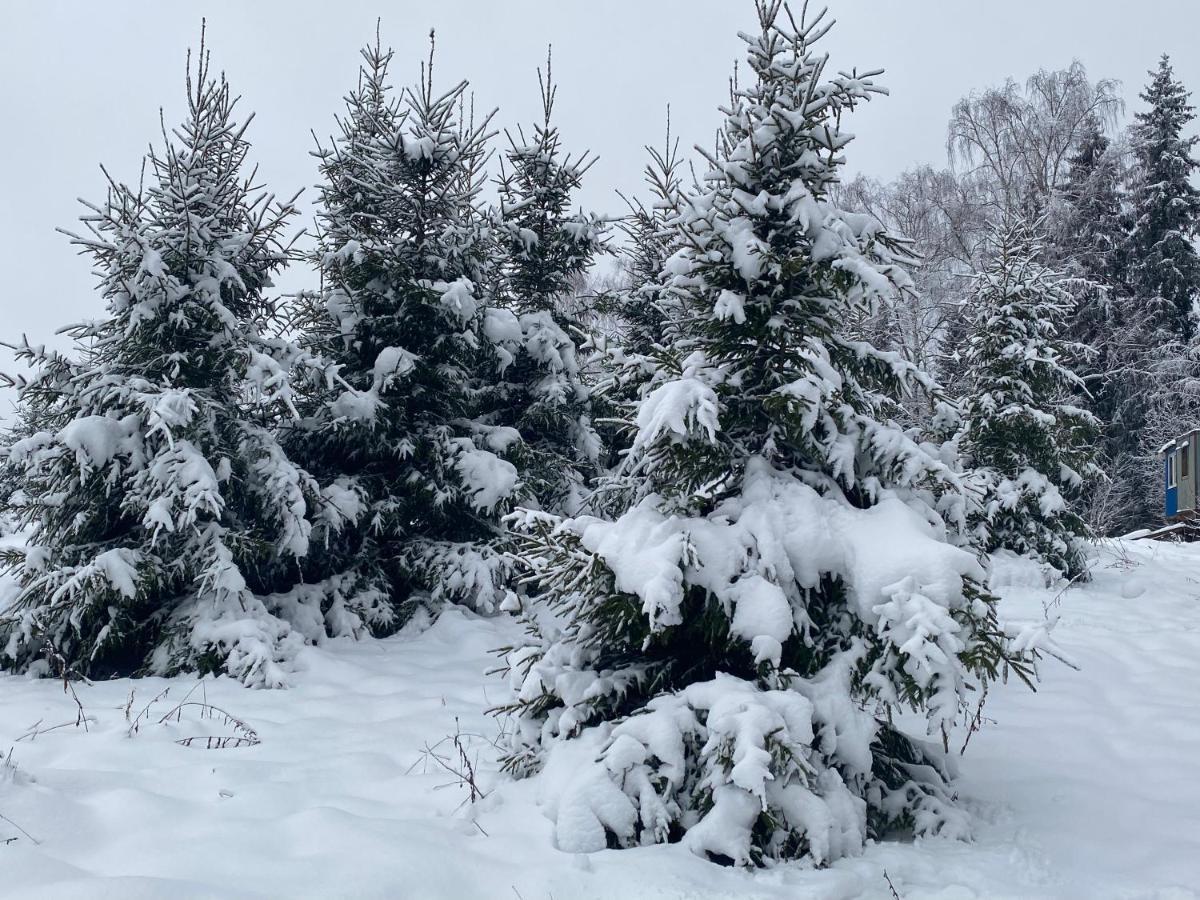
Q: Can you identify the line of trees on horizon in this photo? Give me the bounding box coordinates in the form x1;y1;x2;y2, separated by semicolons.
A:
840;53;1200;536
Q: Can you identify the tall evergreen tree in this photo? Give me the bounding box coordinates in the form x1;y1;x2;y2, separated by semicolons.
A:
1123;56;1200;528
1061;115;1127;290
495;51;606;334
959;219;1098;577
1127;55;1200;343
486;52;607;513
497;2;1035;867
587;115;688;511
615;112;686;360
287;34;520;617
0;43;334;685
1058;117;1144;532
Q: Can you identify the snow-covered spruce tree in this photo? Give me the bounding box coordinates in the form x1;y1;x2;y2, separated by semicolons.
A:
1123;57;1200;525
614;113;686;362
496;2;1036;867
959;219;1098;577
0;46;335;685
1058;115;1126;369
1128;55;1200;345
286;35;520;617
0;405;42;537
1061;116;1127;293
486;52;607;513
1058;118;1146;533
583;116;689;514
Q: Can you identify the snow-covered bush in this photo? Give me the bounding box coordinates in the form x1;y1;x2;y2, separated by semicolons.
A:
497;1;1037;866
0;46;350;685
959;219;1098;579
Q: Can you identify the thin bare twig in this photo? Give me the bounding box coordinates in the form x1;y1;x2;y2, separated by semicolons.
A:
126;687;172;737
408;718;492;811
165;703;261;749
0;810;40;846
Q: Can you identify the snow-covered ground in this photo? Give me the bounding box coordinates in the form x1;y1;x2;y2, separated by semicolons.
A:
2;540;1199;899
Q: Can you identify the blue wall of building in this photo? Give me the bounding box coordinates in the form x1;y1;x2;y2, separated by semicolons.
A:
1166;457;1179;519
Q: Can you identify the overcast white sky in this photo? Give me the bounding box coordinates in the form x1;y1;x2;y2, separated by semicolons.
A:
1;0;1196;388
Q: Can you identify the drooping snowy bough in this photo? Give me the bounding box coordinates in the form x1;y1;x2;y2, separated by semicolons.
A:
497;1;1038;867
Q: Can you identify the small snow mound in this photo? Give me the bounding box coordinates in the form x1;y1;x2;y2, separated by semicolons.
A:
987;550;1050;591
1120;576;1147;599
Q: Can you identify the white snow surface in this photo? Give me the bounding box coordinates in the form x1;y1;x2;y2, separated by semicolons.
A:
2;540;1200;898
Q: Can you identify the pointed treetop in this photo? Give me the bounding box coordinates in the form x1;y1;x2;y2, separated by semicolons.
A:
539;45;556;128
